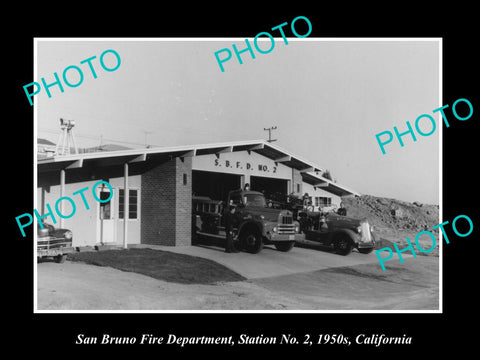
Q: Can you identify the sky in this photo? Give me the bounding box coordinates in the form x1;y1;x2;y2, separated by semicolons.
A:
36;39;440;204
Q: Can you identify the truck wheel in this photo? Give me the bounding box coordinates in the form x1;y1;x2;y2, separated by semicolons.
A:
358;247;374;254
241;232;263;254
55;254;67;263
333;234;353;256
275;241;295;252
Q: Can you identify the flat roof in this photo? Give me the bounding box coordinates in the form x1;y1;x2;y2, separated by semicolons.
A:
37;139;359;196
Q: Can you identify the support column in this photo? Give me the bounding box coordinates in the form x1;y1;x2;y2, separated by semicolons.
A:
123;162;129;249
60;169;65;228
243;174;250;189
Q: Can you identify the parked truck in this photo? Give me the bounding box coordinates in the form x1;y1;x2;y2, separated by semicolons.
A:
192;189;301;254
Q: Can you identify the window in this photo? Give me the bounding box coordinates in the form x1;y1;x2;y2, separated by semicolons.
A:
119;189;138;219
244;194;266;207
315;197;332;208
230;193;243;206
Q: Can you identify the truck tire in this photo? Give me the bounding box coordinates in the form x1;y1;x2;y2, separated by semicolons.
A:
333;233;353;256
274;241;295;252
241;231;263;254
55;254;67;263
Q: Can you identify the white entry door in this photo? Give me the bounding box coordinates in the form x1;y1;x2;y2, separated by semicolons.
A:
97;186;115;244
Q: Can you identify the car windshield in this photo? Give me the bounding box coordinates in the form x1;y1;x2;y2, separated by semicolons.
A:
244;194;266;207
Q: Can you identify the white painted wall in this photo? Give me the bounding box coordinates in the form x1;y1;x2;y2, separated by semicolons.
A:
36;175;141;247
302;182;342;212
192;151;292;180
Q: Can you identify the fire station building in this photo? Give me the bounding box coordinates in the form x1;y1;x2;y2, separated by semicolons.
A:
36;140;359;248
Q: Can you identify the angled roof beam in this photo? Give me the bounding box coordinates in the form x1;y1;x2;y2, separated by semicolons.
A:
217;146;233;154
275;155;291;162
214;146;233;158
247;143;264;155
274;155;291;166
300;166;315;173
65;159;83;169
248;143;264;150
128;153;147;163
179;149;196;162
181;149;197;157
313;182;329;187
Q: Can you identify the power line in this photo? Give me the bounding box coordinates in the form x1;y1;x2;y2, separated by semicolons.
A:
38;128;150;147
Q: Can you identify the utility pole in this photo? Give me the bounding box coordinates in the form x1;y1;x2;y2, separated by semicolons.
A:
143;130;153;148
264;126;278;142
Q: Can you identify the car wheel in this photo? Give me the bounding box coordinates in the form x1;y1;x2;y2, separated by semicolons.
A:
274;241;295;252
241;231;263;254
55;254;67;263
333;234;353;256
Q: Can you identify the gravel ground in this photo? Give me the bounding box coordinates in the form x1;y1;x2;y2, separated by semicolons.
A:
37;255;439;311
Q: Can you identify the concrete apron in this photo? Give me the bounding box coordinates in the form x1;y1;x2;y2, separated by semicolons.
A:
129;243;395;280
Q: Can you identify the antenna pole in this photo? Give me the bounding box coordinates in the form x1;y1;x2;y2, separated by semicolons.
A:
263;126;278;142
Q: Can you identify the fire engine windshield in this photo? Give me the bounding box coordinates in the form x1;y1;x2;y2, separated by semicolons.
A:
244;194;267;207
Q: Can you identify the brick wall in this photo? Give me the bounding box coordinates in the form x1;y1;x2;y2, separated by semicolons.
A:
175;157;192;246
141;157;192;246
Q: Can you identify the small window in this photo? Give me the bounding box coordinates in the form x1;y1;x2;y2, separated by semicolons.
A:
318;197;332;208
296;183;301;193
119;189;138;219
183;173;187;185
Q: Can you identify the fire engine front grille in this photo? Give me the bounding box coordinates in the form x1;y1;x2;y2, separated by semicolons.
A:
281;215;293;225
278;225;295;234
278;214;295;234
360;222;372;242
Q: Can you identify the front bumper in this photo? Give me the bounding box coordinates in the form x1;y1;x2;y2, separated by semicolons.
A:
357;233;376;249
37;246;75;258
357;242;375;249
266;233;301;242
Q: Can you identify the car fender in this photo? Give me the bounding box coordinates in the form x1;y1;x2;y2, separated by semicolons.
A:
330;228;359;245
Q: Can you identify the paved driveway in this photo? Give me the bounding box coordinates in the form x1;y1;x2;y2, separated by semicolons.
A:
131;242;393;279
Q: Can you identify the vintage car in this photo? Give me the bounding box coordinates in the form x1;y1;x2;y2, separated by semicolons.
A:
37;222;74;263
297;209;375;255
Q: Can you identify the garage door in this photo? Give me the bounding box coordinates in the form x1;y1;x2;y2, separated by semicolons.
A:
192;170;241;201
250;176;288;203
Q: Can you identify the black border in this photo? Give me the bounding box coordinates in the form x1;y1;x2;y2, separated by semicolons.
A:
9;4;478;355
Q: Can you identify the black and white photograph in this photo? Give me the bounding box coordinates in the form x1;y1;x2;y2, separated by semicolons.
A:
9;6;478;355
32;37;442;312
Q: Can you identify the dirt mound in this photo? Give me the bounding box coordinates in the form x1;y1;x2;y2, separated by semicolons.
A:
341;195;440;256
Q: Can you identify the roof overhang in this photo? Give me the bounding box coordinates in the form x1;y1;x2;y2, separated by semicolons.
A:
301;172;360;197
37;139;359;196
38;139;325;172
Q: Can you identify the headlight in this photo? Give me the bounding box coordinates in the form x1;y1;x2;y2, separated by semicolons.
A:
295;225;299;233
356;226;362;233
64;231;73;240
273;227;277;233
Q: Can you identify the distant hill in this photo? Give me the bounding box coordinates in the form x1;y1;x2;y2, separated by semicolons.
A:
341;195;440;256
81;144;132;153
